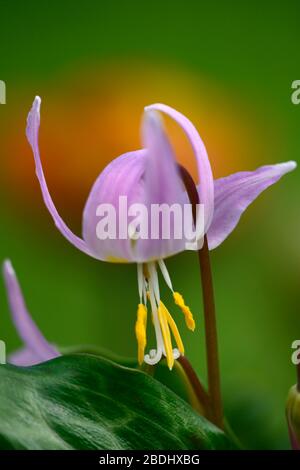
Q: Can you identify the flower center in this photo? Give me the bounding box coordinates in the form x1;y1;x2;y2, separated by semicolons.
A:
135;260;195;370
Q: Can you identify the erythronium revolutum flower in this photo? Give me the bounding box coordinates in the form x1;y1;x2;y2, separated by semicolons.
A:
2;260;60;366
26;97;296;370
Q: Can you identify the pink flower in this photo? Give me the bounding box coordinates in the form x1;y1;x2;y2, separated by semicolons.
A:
26;97;296;369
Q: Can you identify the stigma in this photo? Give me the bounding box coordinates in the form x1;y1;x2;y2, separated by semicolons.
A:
135;260;195;370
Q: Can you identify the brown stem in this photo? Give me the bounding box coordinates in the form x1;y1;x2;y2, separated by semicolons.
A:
178;164;224;429
177;356;212;418
198;237;223;428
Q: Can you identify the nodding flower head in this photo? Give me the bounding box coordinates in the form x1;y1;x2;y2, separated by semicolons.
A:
2;260;60;366
26;97;296;368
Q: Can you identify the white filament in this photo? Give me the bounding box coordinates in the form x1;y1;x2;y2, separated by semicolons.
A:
143;262;180;366
158;259;173;292
137;263;144;303
148;262;160;304
144;272;164;365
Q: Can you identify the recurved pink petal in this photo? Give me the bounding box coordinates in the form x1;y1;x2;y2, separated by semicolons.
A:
207;161;297;250
3;260;60;365
8;347;47;367
26;97;94;258
135;109;186;261
145;103;214;232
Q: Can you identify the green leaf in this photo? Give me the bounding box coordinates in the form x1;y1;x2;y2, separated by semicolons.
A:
60;344;192;405
0;354;234;450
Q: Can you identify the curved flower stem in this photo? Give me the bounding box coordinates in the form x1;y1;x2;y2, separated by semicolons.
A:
198;237;223;429
177;356;211;418
141;358;207;415
173;359;206;415
178;165;224;430
297;363;300;393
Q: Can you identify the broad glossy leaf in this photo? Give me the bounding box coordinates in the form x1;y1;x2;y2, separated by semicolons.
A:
0;354;234;450
60;345;196;405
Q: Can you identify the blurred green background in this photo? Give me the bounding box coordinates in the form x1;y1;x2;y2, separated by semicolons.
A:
0;0;299;449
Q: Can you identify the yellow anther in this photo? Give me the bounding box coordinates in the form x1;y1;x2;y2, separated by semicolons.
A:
157;302;174;370
160;302;185;356
135;304;147;365
173;292;196;331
